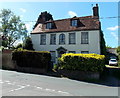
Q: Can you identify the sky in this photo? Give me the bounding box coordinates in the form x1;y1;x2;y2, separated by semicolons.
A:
0;2;119;47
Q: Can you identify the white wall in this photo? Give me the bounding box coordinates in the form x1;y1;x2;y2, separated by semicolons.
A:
31;30;100;63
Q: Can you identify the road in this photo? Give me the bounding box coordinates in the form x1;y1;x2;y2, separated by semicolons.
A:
0;69;119;96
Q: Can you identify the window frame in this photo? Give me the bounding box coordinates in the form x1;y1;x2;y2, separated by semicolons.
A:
50;51;56;63
81;51;89;54
59;34;65;45
81;32;89;44
40;34;46;45
46;22;52;29
71;19;78;27
69;33;76;44
50;34;56;45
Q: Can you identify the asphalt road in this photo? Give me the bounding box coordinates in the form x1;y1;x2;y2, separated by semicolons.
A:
0;69;119;96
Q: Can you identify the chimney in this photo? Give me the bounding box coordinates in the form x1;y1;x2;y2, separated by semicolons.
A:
93;4;99;17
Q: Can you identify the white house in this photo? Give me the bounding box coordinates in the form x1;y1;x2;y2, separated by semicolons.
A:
31;4;102;64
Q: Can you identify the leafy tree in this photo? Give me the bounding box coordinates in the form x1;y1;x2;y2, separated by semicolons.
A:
117;46;120;54
0;9;27;49
33;11;53;29
23;37;34;50
15;43;23;49
100;30;106;55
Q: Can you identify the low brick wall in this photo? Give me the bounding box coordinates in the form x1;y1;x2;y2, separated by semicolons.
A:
58;69;100;80
15;66;47;74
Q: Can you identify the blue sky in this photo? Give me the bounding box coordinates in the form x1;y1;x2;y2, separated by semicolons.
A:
0;2;119;47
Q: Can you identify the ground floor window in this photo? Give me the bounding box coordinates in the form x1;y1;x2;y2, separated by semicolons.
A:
68;51;76;53
81;51;89;54
50;51;56;63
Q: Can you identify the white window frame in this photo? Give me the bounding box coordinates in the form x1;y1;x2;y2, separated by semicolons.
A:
50;51;56;63
46;23;52;29
69;33;76;44
59;34;65;44
40;34;46;45
81;32;89;44
71;19;78;27
50;34;56;45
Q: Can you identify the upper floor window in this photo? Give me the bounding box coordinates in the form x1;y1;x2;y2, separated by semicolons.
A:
50;34;56;45
40;34;46;45
69;33;76;44
81;32;89;44
59;34;65;44
46;23;52;29
71;19;78;27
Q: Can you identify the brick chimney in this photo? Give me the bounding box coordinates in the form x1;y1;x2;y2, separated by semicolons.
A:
93;4;99;17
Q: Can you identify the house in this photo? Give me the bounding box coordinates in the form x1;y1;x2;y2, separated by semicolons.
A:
31;4;103;64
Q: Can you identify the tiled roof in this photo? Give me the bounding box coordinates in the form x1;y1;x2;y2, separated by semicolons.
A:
31;16;100;34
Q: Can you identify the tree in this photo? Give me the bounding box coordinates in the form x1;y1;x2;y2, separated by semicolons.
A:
0;9;27;49
117;46;120;54
100;30;106;55
23;37;34;50
33;11;53;29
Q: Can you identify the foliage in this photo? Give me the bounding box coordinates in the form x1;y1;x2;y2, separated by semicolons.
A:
117;46;120;66
12;49;51;69
15;43;23;49
100;31;106;55
58;53;105;72
0;9;28;49
23;37;34;50
33;11;53;29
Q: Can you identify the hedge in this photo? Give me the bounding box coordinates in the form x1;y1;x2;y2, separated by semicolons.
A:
58;53;105;72
12;48;51;69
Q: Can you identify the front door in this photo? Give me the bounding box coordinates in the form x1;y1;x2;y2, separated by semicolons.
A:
58;50;66;57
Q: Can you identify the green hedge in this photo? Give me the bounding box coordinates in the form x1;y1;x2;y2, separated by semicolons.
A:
58;53;105;72
12;48;51;69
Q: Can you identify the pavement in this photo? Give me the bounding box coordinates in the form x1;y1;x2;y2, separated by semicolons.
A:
0;69;119;96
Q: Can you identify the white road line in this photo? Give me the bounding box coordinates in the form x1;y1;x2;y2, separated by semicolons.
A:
0;82;4;83
58;90;69;94
5;81;10;82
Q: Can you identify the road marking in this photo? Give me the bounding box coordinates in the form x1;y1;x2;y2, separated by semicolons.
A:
58;90;70;94
0;81;4;83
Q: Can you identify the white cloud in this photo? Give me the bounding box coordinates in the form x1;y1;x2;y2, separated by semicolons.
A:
20;15;23;18
20;8;26;13
107;25;119;31
110;32;118;40
25;22;34;32
68;11;77;18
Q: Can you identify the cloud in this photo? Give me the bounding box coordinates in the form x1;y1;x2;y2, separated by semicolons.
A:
20;8;26;13
20;15;23;18
25;22;34;32
110;32;118;40
68;11;77;18
107;26;119;31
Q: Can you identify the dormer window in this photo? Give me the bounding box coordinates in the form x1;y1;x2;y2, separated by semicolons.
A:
71;19;78;27
46;22;52;29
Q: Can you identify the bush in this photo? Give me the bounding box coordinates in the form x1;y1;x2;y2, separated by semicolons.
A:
58;53;105;72
12;48;51;69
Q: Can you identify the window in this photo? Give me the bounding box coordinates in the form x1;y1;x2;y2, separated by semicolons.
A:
71;19;78;27
81;32;89;44
50;51;56;63
68;51;76;53
59;34;65;44
40;34;46;45
50;34;56;45
46;23;52;29
69;33;76;44
81;51;89;54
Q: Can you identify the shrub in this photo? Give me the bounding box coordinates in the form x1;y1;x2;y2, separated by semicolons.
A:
12;49;51;69
58;53;105;72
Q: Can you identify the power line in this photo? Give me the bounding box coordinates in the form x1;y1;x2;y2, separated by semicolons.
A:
0;16;119;23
